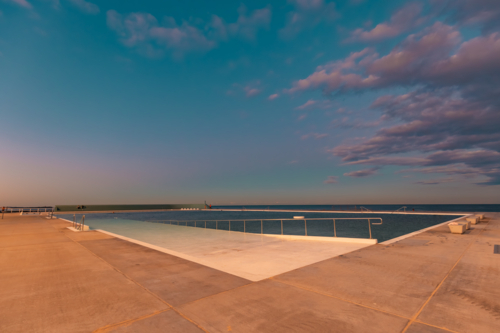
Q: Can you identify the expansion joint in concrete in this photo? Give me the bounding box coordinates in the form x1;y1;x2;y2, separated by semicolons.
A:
400;227;486;333
92;308;171;332
269;278;409;320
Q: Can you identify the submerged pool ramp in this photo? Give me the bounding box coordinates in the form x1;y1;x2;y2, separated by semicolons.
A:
1;212;499;332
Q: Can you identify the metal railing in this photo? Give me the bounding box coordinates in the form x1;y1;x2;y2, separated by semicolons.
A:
145;217;383;239
1;207;54;214
393;206;407;213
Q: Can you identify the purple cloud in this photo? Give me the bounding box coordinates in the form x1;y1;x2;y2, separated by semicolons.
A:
286;17;500;185
344;167;379;178
287;23;473;94
324;175;338;184
347;3;426;42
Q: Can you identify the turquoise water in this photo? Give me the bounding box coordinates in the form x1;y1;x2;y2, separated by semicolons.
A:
61;210;463;242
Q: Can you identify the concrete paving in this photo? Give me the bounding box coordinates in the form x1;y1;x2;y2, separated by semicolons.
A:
0;212;499;332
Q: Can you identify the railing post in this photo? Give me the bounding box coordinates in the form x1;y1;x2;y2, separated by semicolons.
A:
305;220;307;236
195;221;196;228
229;221;231;231
244;221;246;233
368;219;372;239
261;220;263;234
216;221;218;230
205;221;206;228
281;220;283;235
333;219;336;237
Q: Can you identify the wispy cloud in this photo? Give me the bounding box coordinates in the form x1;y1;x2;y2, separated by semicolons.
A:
324;175;338;184
295;100;316;110
330;117;382;129
67;0;99;15
107;6;271;58
4;0;32;9
244;86;261;97
415;178;455;185
295;99;333;110
301;132;328;140
279;0;337;39
268;93;279;100
344;167;379;178
227;4;271;40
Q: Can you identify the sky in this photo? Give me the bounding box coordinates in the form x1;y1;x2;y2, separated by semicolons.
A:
1;0;499;206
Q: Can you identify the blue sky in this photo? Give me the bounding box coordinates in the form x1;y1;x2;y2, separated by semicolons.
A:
1;0;499;205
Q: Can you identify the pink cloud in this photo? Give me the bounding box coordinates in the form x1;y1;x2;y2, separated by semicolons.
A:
347;3;425;42
268;93;279;100
285;22;500;95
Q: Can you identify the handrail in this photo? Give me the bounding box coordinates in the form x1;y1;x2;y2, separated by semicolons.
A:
74;215;85;231
145;217;383;239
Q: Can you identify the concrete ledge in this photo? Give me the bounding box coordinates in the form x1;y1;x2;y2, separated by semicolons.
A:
67;226;89;232
261;234;378;244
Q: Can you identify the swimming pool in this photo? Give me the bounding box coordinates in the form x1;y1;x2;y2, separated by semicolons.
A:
59;210;463;242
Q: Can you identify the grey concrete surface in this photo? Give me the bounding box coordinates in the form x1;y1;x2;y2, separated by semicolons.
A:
178;279;408;333
79;237;251;307
1;213;499;332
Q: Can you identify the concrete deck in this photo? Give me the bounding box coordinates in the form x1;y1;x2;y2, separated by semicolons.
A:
74;219;372;281
1;213;499;332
